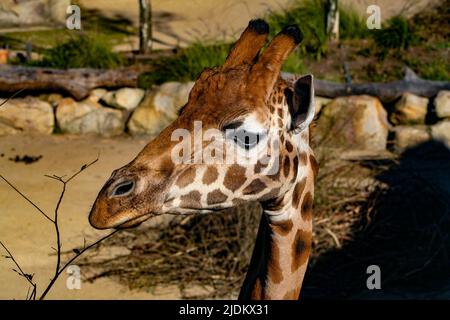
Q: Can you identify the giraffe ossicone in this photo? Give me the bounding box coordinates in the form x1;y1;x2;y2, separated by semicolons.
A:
89;18;318;300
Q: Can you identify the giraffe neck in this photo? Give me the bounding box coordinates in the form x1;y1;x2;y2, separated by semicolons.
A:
239;124;316;300
239;166;314;300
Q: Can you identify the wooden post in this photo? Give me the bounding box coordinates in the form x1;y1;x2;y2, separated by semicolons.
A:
138;0;153;54
326;0;339;42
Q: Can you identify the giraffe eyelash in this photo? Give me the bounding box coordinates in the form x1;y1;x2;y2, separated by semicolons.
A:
225;129;266;150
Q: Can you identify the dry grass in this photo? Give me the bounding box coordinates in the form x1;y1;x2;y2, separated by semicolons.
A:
81;203;261;299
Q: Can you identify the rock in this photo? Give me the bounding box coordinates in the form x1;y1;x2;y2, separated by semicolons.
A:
0;1;45;27
101;87;145;110
48;0;70;25
435;90;450;119
56;98;124;137
47;93;64;107
153;81;195;119
314;96;331;116
394;125;431;151
390;92;428;125
340;149;395;161
431;120;450;148
127;81;194;136
127;94;173;136
0;0;69;27
0;97;54;135
0;122;18;135
314;95;389;151
39;93;63;107
88;88;108;103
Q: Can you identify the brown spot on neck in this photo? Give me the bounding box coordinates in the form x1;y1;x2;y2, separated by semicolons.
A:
291;156;299;183
176;167;196;188
268;239;283;284
261;192;285;211
251;278;264;300
301;191;313;221
277;108;283;117
299;152;308;166
283;156;291;178
206;189;228;205
292;178;307;209
277;94;284;104
260;187;281;202
179;190;201;209
271;95;277;104
254;159;268;174
285;140;293;152
283;288;300;300
277;118;283;127
243;178;267;195
224;164;247;192
202;166;219;185
271;219;293;236
291;229;312;272
309;154;319;179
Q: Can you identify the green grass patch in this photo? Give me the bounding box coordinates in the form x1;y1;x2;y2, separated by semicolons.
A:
141;42;232;86
339;5;369;39
372;16;420;51
265;0;328;60
406;57;450;81
0;2;133;52
31;34;123;69
264;0;368;74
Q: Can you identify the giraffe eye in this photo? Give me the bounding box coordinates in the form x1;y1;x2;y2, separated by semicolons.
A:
232;130;262;150
111;180;135;197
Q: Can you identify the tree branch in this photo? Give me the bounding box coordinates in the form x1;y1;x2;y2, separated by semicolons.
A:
0;156;125;300
0;175;54;223
0;241;37;300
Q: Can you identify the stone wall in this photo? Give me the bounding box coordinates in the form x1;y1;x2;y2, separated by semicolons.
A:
313;90;450;153
0;0;69;28
1;82;449;153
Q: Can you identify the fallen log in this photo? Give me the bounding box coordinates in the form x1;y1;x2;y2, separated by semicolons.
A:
1;65;448;103
0;66;141;100
282;68;450;103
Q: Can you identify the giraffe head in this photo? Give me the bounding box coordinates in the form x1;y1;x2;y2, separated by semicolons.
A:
89;19;315;229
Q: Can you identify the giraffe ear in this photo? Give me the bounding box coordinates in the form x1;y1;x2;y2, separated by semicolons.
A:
289;74;315;133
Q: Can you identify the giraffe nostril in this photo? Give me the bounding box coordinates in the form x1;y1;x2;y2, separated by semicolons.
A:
110;180;135;197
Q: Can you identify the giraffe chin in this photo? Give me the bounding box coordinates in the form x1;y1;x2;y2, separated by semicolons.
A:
114;213;154;229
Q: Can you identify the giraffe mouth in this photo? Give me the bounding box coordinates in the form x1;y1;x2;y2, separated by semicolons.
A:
114;212;157;229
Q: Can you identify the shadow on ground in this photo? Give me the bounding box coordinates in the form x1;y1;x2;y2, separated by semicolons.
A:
81;7;184;48
302;140;450;299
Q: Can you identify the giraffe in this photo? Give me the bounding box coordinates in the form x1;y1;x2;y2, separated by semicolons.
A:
89;19;318;300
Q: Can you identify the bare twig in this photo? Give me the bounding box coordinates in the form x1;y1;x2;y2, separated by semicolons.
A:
0;156;124;300
43;158;99;281
0;241;37;300
39;229;119;300
0;175;53;223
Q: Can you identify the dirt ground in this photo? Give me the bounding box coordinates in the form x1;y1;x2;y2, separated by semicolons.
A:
0;133;185;299
77;0;439;49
